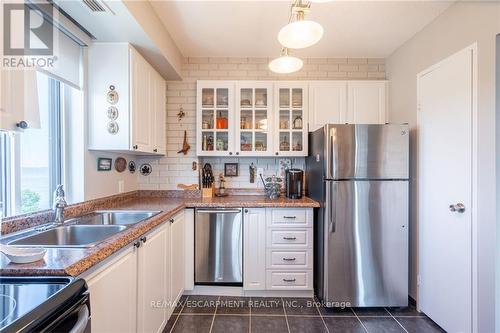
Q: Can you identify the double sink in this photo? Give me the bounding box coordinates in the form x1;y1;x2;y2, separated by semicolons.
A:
5;211;160;248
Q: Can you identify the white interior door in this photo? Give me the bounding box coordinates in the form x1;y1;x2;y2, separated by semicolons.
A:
418;46;474;333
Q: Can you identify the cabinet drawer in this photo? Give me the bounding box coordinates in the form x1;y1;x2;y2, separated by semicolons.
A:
266;270;313;290
267;229;312;248
266;249;312;269
268;209;312;228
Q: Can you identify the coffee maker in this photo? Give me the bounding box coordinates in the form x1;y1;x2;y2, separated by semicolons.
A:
285;168;303;199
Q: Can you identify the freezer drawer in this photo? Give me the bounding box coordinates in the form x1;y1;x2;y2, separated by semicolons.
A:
324;180;408;306
195;209;242;285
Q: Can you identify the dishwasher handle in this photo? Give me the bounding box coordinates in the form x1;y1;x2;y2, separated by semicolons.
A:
196;209;242;214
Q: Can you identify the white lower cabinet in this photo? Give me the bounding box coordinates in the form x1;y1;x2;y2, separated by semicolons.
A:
85;210;188;333
266;270;313;290
86;246;138;333
243;208;314;291
137;224;169;333
266;249;313;269
170;211;185;306
243;208;267;290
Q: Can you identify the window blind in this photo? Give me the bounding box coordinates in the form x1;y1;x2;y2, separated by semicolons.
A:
29;2;86;89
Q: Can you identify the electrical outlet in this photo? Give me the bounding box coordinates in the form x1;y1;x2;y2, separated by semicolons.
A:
279;159;291;178
257;168;264;177
257;168;265;184
118;180;125;193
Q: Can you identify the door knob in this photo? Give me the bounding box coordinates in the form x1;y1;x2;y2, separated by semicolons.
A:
449;203;466;213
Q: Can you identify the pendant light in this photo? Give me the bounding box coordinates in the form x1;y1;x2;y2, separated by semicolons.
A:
268;48;303;74
278;4;324;49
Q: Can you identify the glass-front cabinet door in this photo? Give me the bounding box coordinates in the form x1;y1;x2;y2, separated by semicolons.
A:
197;82;234;156
235;83;273;156
274;83;308;156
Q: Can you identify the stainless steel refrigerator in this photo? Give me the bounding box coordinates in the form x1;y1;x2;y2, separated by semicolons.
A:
306;124;409;307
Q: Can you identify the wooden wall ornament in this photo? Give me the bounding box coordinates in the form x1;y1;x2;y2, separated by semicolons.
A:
177;130;191;155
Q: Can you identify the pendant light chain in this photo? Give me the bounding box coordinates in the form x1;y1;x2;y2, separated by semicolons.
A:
269;0;324;74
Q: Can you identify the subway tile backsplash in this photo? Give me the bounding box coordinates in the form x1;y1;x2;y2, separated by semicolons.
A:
137;56;385;191
200;157;305;189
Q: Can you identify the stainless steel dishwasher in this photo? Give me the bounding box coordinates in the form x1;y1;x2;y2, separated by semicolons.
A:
195;208;243;286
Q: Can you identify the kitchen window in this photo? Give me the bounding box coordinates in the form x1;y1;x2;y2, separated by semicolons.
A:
0;72;77;218
0;2;86;219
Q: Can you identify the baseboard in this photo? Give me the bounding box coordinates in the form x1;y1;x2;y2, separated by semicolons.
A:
184;285;314;298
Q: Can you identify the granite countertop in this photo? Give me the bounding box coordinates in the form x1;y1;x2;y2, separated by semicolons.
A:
0;194;319;277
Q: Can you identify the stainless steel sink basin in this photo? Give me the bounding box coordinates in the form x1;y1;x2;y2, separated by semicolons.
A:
67;210;160;226
8;225;127;248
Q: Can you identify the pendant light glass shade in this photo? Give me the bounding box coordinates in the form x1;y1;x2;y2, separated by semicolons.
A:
278;20;324;49
268;51;303;74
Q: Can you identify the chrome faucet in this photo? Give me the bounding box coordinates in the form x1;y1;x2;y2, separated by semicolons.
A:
53;185;67;225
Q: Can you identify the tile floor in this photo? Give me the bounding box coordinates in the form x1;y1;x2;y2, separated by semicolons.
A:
163;296;446;333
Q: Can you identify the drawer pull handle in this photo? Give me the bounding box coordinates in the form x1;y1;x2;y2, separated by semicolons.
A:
283;237;297;240
283;278;296;282
283;257;296;261
283;216;297;219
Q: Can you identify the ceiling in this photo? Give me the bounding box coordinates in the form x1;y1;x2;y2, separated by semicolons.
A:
55;0;182;79
151;0;453;58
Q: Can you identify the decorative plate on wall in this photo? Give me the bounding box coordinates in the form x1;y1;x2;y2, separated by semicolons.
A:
114;157;127;173
107;121;119;134
140;163;152;176
107;106;119;120
106;85;119;104
128;161;136;173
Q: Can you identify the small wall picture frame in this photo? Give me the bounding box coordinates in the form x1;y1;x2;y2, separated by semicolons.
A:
97;158;112;171
224;163;239;177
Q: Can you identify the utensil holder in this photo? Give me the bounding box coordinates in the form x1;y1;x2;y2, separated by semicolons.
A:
264;183;282;199
202;185;214;198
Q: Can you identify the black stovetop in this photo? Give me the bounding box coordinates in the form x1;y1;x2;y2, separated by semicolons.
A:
0;277;72;332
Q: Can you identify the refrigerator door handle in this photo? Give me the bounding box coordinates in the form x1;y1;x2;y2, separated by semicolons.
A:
327;182;336;233
326;128;334;179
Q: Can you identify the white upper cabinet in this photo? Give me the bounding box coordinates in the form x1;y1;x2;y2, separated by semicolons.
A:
308;81;347;132
236;82;274;156
196;80;387;156
88;43;166;155
274;82;308;157
197;81;235;156
308;80;388;131
0;69;40;132
346;81;388;124
130;48;153;152
153;73;167;155
196;80;309;157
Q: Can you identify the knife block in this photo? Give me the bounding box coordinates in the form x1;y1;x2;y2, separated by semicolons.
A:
202;185;214;198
